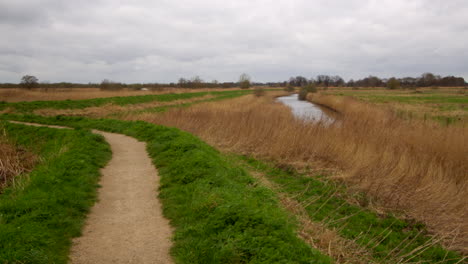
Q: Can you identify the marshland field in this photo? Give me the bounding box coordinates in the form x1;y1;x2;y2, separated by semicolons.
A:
0;84;466;263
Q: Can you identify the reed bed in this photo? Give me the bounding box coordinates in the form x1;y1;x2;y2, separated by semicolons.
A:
127;92;467;252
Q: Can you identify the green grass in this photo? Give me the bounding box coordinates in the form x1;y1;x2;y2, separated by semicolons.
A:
0;90;252;113
0;122;111;263
326;89;468;125
328;91;468;111
235;155;464;264
1;114;331;264
353;94;467;106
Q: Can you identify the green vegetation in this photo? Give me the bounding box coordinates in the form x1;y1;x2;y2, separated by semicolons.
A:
1;114;331;263
298;84;317;101
328;91;468;107
386;78;400;90
0;90;252;113
0;122;111;263
236;155;464;264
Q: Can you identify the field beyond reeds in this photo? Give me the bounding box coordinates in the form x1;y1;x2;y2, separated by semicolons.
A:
129;91;468;253
0;87;244;102
321;87;468;124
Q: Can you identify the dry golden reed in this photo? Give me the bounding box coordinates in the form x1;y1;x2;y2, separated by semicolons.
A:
0;128;36;191
126;92;467;252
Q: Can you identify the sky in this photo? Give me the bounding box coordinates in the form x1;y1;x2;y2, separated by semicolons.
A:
0;0;467;83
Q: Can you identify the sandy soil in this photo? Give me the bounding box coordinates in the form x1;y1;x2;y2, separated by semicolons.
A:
8;121;173;264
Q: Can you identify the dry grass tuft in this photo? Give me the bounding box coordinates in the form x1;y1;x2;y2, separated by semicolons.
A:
247;168;376;264
126;92;468;253
0;127;36;191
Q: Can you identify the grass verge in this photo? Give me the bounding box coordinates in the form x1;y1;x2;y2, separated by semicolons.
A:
236;155;464;263
0;121;111;263
1;114;331;263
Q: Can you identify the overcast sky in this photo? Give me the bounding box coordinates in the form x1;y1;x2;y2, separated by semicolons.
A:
1;0;467;83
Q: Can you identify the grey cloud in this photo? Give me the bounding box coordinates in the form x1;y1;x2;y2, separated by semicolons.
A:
0;0;467;83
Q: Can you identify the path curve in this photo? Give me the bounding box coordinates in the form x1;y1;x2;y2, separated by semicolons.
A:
9;121;173;264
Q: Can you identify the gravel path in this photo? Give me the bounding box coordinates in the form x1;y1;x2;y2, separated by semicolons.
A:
9;121;173;264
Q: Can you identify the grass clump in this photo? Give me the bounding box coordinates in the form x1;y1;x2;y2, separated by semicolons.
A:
0;121;111;263
0;128;36;191
1;114;332;263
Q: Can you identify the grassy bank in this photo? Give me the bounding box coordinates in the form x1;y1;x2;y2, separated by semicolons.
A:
128;93;467;253
0;122;111;263
236;155;464;263
1;114;331;263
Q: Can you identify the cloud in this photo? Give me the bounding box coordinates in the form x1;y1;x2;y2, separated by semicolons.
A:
0;0;467;83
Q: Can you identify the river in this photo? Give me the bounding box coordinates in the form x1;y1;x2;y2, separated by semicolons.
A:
276;94;335;123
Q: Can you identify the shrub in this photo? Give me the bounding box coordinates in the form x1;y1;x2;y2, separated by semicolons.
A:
100;79;123;91
253;87;265;97
239;73;251;89
298;88;308;100
387;78;400;90
298;84;317;101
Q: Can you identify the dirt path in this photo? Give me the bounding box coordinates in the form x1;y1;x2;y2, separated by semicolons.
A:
9;121;173;264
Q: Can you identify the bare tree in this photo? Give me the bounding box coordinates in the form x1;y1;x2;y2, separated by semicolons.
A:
191;76;203;89
100;79;122;91
178;78;187;88
20;75;39;90
418;72;437;87
239;73;251;89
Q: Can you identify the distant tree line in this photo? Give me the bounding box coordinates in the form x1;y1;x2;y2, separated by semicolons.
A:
0;72;465;90
348;73;466;88
286;73;466;89
0;74;254;90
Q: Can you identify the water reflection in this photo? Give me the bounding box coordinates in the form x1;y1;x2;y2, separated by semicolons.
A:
276;94;334;123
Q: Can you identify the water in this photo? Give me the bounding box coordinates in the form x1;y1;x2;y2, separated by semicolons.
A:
276;94;334;123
